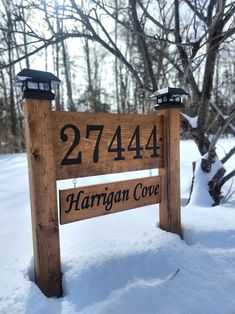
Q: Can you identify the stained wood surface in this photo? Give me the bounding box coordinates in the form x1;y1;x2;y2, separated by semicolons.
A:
23;97;181;299
159;108;181;235
52;111;164;180
24;99;62;297
59;176;161;224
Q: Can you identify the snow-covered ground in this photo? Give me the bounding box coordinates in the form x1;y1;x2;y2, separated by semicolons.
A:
0;139;235;314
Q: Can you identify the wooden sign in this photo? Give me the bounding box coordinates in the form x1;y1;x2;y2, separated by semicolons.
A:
52;111;164;180
23;97;181;298
59;176;161;224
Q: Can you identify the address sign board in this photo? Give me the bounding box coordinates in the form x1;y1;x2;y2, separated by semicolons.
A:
24;98;181;298
19;63;182;299
53;111;164;180
54;111;164;223
59;176;161;224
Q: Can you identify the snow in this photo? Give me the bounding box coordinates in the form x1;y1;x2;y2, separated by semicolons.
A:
181;113;198;128
0;138;235;314
189;156;224;207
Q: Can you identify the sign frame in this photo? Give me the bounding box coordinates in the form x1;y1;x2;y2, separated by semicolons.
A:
24;99;181;298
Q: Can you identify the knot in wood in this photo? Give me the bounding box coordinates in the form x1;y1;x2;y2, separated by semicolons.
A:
32;149;40;159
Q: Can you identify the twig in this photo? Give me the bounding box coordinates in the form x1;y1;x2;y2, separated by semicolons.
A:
170;268;180;280
209;106;235;152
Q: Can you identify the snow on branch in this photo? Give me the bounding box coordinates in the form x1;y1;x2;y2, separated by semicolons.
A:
181;113;198;129
210;102;235;135
221;146;235;164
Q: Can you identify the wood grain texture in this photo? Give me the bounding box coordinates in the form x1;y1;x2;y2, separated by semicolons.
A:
52;111;164;180
159;108;181;235
24;99;62;297
59;176;161;224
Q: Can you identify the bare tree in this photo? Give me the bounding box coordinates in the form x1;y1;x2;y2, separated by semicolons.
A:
0;0;20;152
0;0;235;203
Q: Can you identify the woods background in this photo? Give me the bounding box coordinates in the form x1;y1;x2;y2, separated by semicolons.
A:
0;0;234;152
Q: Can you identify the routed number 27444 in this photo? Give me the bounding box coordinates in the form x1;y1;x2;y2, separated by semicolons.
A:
60;124;160;165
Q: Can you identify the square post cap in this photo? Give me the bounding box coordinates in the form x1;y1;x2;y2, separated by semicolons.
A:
14;68;61;100
150;87;189;110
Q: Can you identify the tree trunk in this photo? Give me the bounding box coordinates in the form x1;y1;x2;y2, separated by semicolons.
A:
61;40;76;111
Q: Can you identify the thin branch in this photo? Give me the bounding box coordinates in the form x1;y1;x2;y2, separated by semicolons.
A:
221;26;235;43
219;169;235;188
184;0;207;24
0;32;93;69
210;102;235;135
130;0;157;90
221;146;235;164
174;0;201;98
221;177;235;203
70;0;146;89
136;0;174;33
222;3;235;25
209;107;235;151
207;0;217;26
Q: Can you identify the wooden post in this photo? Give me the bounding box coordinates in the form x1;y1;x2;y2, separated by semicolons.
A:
159;108;181;235
24;99;62;297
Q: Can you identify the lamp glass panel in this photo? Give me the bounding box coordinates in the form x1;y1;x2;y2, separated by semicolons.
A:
27;81;39;89
175;96;181;102
39;82;50;91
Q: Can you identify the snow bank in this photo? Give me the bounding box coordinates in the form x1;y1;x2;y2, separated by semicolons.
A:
0;139;235;314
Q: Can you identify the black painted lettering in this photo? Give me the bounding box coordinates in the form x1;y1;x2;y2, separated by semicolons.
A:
114;190;122;203
90;193;107;208
81;195;90;209
108;125;125;161
142;186;148;198
148;185;154;196
66;191;84;213
105;192;114;211
133;182;159;202
145;125;160;157
61;124;82;165
154;184;160;195
127;126;143;159
86;125;104;163
133;183;142;201
122;189;130;201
